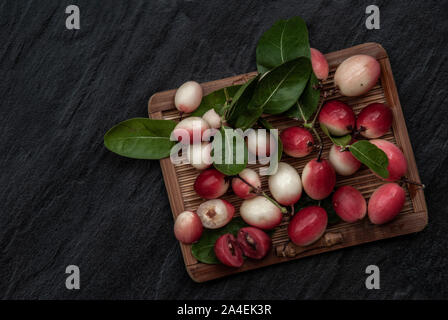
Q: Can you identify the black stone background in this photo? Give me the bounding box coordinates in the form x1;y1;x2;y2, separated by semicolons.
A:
1;0;447;300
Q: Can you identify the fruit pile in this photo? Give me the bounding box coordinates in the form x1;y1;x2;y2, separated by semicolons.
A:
104;17;422;269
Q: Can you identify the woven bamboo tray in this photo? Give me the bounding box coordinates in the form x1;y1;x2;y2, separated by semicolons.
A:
148;42;428;282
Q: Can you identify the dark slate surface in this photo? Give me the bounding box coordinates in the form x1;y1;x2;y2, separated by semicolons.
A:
1;0;447;300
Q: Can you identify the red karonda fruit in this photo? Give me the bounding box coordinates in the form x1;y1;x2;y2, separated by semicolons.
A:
237;227;272;259
174;81;203;113
214;234;244;267
240;196;283;230
173;211;203;244
319;100;356;136
332;186;367;222
329;143;361;176
194;168;229;199
356;103;393;138
370;139;407;181
231;168;261;200
302;158;336;200
368;183;405;224
310;48;329;80
288;206;328;246
172;117;210;144
197;199;234;229
268;162;302;206
334;54;381;97
280;126;314;158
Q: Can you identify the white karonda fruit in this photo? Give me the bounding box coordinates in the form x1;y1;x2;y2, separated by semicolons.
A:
171;117;210;144
174;81;203;113
328;144;361;176
197;199;234;229
240;196;282;230
202;108;222;129
334;55;380;97
187;142;212;170
268;162;302;206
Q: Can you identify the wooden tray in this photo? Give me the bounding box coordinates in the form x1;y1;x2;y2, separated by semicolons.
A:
148;42;428;282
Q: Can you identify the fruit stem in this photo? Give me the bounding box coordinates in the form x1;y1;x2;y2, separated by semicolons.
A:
235;174;288;214
307;92;325;163
235;175;262;194
223;102;231;122
310;98;325;128
224;87;231;104
311;126;324;162
316;144;324;162
353;126;366;138
401;177;426;189
261;191;288;214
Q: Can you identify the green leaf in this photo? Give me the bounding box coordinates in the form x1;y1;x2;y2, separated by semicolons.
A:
232;106;264;131
284;73;321;121
212;126;248;175
190;85;242;117
349;140;389;179
104;118;176;159
258;118;283;162
226;76;262;130
191;217;248;264
293;193;340;226
256;16;310;74
320;124;352;147
254;57;311;115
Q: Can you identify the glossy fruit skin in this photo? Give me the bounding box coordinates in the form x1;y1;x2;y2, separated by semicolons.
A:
319;100;356;136
214;234;244;267
174;211;203;244
288;206;328;246
368;183;405;224
232;168;261;200
246;129;275;158
302;159;336;200
268;162;302;206
356;103;393;138
237;227;271;259
172;117;210;144
240;196;283;230
174;81;203;113
187;142;212;170
280;127;314;158
197;199;234;229
310;48;329;80
329;143;361;176
202;108;222;129
334;54;381;97
332;186;367;222
194;169;229;199
370;139;407;181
